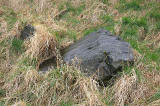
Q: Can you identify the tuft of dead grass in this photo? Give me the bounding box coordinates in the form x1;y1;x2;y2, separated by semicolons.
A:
5;0;51;13
8;0;25;12
148;99;160;106
25;24;57;69
4;62;104;106
113;69;137;106
24;69;39;86
11;101;26;106
77;1;106;31
34;0;51;12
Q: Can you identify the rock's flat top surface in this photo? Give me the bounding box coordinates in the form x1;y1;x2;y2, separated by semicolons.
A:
63;29;134;80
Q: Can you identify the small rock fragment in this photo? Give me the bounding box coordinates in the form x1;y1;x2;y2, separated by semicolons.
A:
20;25;35;40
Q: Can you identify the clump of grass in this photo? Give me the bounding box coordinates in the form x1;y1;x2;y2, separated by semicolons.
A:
124;1;141;11
60;101;73;106
146;48;160;62
0;101;5;106
4;62;104;105
67;30;77;41
0;89;5;97
121;16;149;42
149;9;160;21
102;0;109;4
4;10;17;31
121;27;138;40
83;27;99;36
112;69;147;105
25;24;57;68
7;0;50;13
134;17;148;29
8;0;25;11
117;0;141;12
122;16;147;28
58;2;65;11
18;56;37;69
101;15;115;32
50;30;75;49
156;22;160;30
113;70;137;105
11;38;24;53
147;90;160;103
11;101;27;106
122;17;133;25
102;15;114;23
65;1;85;16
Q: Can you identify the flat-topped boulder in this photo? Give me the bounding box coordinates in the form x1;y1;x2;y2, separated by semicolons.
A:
63;29;134;81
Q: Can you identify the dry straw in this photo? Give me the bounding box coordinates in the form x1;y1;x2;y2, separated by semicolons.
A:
25;24;57;69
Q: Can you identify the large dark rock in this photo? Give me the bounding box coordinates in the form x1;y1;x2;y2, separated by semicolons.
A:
63;29;134;81
20;25;35;40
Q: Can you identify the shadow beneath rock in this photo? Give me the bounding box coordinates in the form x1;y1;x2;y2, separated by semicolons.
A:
38;57;57;73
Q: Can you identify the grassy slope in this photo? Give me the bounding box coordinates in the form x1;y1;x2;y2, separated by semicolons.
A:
0;0;160;105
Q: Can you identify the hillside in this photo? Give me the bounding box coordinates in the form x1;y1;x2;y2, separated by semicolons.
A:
0;0;160;106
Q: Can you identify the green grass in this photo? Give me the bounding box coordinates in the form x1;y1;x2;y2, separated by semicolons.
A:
0;101;5;106
121;26;138;41
147;89;160;103
102;0;109;4
0;89;5;97
121;16;149;42
4;10;17;31
8;57;37;81
67;30;77;41
102;15;115;33
54;31;66;43
58;2;65;11
156;22;160;30
146;48;160;62
66;2;85;16
0;72;4;79
122;17;133;25
53;30;77;43
134;17;148;30
117;0;141;12
135;69;143;82
19;57;37;68
82;15;115;36
120;14;159;67
122;66;133;75
62;15;80;27
122;16;148;29
11;38;24;53
124;1;141;11
83;27;99;36
60;101;73;106
149;9;160;21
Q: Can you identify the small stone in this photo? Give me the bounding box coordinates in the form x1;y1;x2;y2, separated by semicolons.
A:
20;25;35;40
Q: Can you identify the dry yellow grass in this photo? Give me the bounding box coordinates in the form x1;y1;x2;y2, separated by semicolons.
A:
113;69;137;106
11;101;27;106
3;62;104;105
148;99;160;106
0;0;160;105
25;24;57;69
